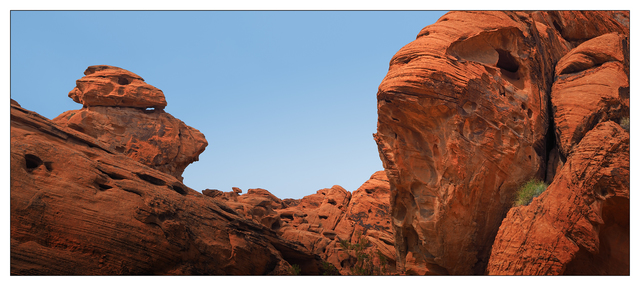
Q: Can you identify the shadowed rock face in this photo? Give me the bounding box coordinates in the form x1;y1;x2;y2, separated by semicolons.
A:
54;66;207;181
10;100;324;275
374;11;629;275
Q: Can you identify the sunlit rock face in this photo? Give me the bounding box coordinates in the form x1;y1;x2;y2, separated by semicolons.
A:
205;171;397;275
54;65;207;181
10;100;324;275
487;31;629;275
373;11;629;275
68;65;167;109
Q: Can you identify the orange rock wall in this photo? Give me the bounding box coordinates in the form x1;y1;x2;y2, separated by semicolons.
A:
374;11;629;275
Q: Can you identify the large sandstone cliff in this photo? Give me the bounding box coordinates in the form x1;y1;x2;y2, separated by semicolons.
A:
374;11;629;275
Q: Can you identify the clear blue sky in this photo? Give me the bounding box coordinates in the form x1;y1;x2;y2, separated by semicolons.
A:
11;11;447;199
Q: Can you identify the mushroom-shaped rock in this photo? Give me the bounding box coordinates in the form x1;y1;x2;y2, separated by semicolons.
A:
68;65;167;109
54;65;207;181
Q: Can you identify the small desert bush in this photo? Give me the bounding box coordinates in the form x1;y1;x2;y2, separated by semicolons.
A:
514;179;548;207
288;264;301;275
320;261;340;275
620;117;630;132
338;232;389;275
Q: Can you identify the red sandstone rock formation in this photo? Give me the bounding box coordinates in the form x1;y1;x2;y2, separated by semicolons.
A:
551;32;629;158
68;65;166;109
53;65;207;181
330;171;395;274
374;11;629;275
204;171;395;275
486;122;629;275
486;28;629;275
10;100;324;275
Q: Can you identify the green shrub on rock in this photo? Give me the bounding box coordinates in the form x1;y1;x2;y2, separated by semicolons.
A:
620;117;630;132
514;179;548;207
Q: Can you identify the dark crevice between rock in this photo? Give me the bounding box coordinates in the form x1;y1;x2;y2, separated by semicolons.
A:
543;113;559;184
552;20;563;35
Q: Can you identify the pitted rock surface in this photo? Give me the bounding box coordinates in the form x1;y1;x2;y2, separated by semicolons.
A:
486;122;629;275
68;65;167;109
207;171;395;275
54;66;207;181
374;11;629;275
10;100;323;275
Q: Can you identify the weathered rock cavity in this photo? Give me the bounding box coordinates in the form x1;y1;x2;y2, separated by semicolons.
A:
374;11;629;275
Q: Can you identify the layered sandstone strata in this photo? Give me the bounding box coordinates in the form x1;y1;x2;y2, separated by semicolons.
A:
10;100;324;275
374;11;629;274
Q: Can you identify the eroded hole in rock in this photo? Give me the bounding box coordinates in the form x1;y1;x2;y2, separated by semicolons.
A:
170;183;188;195
117;77;130;85
123;188;142;197
496;49;519;73
319;215;329;220
327;199;337;205
271;220;281;230
136;173;166;186
44;162;53;172
399;56;413;65
98;184;113;191
114;146;125;153
25;154;43;171
99;169;126;180
117;86;125;95
280;214;294;220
